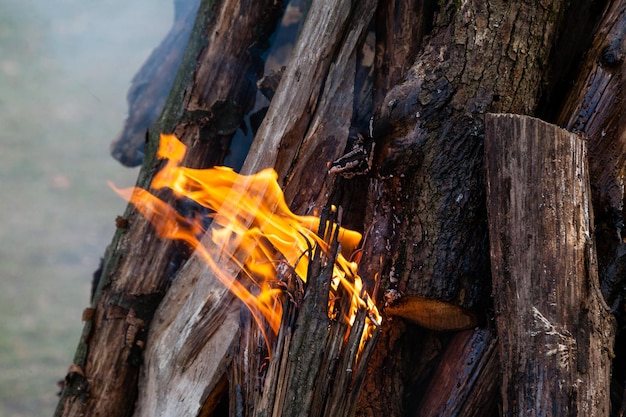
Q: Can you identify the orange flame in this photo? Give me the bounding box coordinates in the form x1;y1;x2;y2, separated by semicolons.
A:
111;134;380;350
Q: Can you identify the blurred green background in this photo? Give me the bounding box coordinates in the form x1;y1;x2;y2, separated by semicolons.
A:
0;1;171;415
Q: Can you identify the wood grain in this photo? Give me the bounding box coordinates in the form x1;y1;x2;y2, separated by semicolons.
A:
485;113;615;417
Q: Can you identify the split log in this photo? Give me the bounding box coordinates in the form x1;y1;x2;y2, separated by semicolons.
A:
485;113;615;416
556;0;626;308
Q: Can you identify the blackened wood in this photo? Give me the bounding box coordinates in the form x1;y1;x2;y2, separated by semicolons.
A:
358;1;569;413
110;0;200;167
415;328;498;417
556;0;626;307
485;113;615;416
55;1;283;416
373;0;434;110
367;0;569;311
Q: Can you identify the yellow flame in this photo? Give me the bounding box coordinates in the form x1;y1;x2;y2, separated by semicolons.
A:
111;134;380;349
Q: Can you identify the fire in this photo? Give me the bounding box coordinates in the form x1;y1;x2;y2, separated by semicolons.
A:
111;133;381;350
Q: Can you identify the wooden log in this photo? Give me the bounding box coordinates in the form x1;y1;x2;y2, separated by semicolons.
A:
250;209;379;417
485;113;615;416
358;1;569;413
242;0;377;188
556;0;626;307
133;1;379;415
55;1;283;416
110;0;200;167
415;328;499;417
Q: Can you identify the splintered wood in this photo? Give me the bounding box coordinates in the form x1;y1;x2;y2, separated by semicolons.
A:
485;114;615;417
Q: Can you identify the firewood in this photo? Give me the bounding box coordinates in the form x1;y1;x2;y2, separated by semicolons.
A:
485;113;615;416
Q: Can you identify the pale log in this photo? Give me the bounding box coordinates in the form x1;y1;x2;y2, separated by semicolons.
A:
485;113;615;416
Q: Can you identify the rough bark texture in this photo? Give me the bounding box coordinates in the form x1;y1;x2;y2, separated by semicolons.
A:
485;113;615;416
55;0;626;416
369;0;568;310
110;0;201;167
357;1;569;414
54;1;283;416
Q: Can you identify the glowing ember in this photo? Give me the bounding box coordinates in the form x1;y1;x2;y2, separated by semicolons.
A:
111;133;380;349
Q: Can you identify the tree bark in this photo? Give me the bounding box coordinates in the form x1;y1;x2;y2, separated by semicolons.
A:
485;113;615;416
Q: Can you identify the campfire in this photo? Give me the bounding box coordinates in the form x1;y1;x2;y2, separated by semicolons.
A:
111;133;381;414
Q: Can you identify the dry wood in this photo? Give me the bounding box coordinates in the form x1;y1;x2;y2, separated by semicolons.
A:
247;209;379;417
55;1;282;416
231;1;380;415
55;1;626;416
135;1;379;415
485;113;615;416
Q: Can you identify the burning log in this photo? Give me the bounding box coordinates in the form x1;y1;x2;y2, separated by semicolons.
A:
55;0;626;416
108;135;380;416
55;1;284;416
241;208;380;417
118;134;379;416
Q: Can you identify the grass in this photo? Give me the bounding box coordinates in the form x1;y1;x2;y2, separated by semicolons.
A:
0;0;171;415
